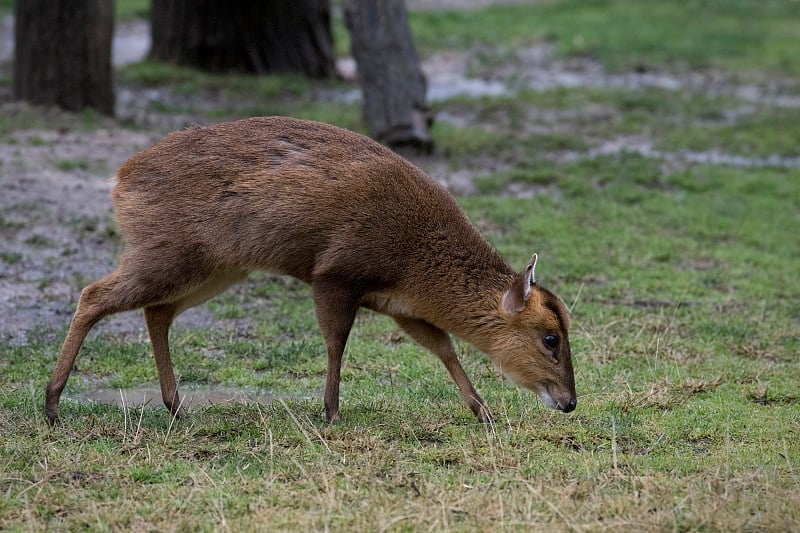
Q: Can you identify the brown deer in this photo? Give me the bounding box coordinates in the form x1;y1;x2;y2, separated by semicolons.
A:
45;116;576;425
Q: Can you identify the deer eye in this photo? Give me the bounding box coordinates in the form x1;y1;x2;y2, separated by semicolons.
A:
543;334;559;351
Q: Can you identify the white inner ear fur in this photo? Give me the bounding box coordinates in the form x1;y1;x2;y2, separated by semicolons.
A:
528;253;538;285
522;273;532;301
502;253;540;314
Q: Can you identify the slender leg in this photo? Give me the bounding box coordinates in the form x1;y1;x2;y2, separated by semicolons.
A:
143;303;183;417
46;252;216;424
312;280;360;422
394;317;493;423
46;272;131;424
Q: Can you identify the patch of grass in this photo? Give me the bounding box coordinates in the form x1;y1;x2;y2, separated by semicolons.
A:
0;214;24;231
288;102;364;133
50;157;109;175
52;158;90;172
410;0;800;75
207;101;364;133
23;234;57;248
438;85;800;163
26;135;48;146
0;107;56;135
118;61;361;129
119;60;321;98
432;120;586;162
3;159;799;530
0;104;113;135
117;60;208;89
0;251;22;264
659;106;800;157
431;121;509;158
477;151;666;196
438;86;745;148
116;0;149;20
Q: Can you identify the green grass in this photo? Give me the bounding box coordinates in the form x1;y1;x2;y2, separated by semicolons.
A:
2;162;798;530
435;86;800;164
2;0;800;530
410;0;800;75
0;106;109;136
117;61;363;131
659;106;800;157
115;0;149;20
119;60;320;98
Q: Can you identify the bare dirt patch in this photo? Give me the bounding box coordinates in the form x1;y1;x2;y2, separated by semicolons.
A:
0;122;262;345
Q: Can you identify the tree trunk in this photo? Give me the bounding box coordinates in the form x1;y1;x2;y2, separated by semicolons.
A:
346;0;433;153
14;0;114;115
149;0;335;77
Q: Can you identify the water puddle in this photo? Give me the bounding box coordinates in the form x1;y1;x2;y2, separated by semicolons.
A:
561;137;800;169
332;62;510;103
66;385;293;410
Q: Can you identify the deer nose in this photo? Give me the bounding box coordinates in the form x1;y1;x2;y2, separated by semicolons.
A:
562;398;577;413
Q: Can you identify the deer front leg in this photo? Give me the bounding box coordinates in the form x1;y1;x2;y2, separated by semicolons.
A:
393;316;493;423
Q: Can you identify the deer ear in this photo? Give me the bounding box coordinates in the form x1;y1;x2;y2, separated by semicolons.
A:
502;253;538;314
526;253;538;285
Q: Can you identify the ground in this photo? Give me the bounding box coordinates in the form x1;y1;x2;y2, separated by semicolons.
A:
1;2;799;530
3;17;798;346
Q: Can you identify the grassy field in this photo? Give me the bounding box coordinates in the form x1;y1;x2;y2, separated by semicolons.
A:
2;1;799;531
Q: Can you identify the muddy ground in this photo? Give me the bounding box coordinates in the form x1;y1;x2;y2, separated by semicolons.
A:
1;17;799;347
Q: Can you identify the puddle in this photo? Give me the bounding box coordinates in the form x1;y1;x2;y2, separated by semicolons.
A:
333;51;512;104
113;21;151;65
561;137;800;169
66;385;296;410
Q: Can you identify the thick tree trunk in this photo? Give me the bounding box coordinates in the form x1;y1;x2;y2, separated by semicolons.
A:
149;0;335;77
346;0;433;153
14;0;114;115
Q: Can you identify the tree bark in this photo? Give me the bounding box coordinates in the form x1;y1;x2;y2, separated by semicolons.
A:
346;0;433;153
149;0;335;77
14;0;114;115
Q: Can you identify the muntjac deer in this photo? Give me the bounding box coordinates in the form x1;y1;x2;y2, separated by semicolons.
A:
46;116;576;425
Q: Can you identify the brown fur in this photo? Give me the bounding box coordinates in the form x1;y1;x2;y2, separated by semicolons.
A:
45;116;576;424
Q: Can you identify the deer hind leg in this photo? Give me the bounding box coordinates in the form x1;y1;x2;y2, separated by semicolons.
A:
46;269;156;424
144;303;182;418
393;316;493;423
45;252;224;425
143;269;249;418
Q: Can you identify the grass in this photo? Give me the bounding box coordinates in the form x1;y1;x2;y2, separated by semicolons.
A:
116;0;149;20
0;106;109;137
117;61;363;131
434;87;800;162
119;61;320;98
2;162;798;529
409;0;800;75
2;0;800;530
659;106;800;157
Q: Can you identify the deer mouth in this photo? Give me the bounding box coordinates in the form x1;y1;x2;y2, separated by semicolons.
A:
538;385;577;413
537;386;558;410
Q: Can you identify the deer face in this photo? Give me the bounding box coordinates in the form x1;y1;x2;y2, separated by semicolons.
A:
493;254;576;413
